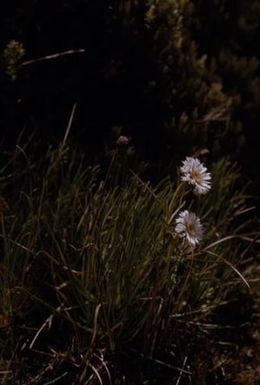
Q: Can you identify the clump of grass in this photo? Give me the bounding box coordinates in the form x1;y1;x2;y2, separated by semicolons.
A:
0;140;259;384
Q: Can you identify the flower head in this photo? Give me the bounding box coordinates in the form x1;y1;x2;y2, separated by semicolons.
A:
180;157;211;194
116;135;129;146
175;210;203;246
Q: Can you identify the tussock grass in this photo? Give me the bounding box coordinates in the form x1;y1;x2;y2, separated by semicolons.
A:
0;141;259;384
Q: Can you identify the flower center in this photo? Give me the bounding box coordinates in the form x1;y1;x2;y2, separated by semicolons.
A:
190;169;201;184
186;222;196;235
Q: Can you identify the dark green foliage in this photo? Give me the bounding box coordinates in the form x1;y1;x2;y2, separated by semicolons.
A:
0;142;259;384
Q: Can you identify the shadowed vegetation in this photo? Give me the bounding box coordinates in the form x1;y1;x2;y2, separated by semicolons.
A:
0;140;259;384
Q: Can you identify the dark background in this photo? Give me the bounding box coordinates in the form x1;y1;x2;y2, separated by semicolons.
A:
0;1;259;188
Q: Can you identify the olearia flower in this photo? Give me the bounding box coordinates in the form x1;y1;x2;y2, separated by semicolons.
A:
116;135;129;146
180;157;211;194
175;210;203;246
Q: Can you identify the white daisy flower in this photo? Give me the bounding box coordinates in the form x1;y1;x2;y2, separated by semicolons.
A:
116;135;129;146
180;157;211;194
175;210;203;246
